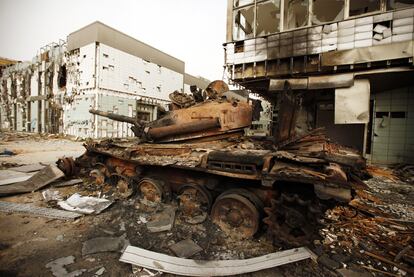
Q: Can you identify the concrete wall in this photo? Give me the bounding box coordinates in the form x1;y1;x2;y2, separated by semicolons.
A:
97;43;183;101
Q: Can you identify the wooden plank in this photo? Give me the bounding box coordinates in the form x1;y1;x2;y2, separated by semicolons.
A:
120;246;314;277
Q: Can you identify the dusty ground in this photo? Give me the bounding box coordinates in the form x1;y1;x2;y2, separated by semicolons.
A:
0;132;413;277
0;132;84;166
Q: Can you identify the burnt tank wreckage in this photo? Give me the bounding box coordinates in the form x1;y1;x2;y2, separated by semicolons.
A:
59;80;368;245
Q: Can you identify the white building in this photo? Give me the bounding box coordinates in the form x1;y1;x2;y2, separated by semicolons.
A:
64;21;185;138
0;22;209;138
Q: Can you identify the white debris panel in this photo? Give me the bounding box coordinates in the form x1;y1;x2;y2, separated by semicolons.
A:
335;79;370;124
57;193;113;214
120;245;315;276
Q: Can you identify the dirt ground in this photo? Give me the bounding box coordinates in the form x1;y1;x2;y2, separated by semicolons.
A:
0;132;413;277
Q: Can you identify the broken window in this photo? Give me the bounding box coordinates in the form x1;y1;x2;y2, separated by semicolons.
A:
137;111;151;121
283;0;309;31
233;5;254;40
312;0;344;25
58;65;67;88
387;0;414;10
234;0;254;8
349;0;381;17
256;0;281;36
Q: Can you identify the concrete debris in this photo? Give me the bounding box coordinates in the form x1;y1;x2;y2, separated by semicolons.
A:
119;221;126;231
146;207;176;233
57;193;113;214
82;235;129;256
0;201;81;219
138;216;148;224
131;265;163;277
10;163;45;173
0;169;33;186
169;239;203;258
94;267;105;276
318;254;341;270
120;245;315;276
336;268;372;277
0;164;65;196
394;164;414;184
53;178;83;188
315;168;414;275
42;189;63;202
45;255;86;277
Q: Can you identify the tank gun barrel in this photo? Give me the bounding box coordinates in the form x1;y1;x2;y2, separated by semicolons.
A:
89;109;137;125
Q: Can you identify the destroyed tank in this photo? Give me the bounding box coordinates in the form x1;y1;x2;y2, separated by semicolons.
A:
58;81;368;245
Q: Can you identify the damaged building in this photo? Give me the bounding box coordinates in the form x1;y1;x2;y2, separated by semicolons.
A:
0;21;209;138
225;0;414;165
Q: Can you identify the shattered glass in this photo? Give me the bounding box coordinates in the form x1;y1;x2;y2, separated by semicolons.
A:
283;0;309;30
349;0;381;16
312;0;344;25
387;0;414;10
234;0;254;7
233;5;255;40
256;0;281;36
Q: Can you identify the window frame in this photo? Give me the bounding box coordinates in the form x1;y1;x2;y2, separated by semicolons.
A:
229;0;406;41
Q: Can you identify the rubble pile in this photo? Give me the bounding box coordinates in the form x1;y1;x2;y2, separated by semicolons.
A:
315;169;414;276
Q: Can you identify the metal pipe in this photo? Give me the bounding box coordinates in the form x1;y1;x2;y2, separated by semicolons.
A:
89;109;137;125
147;118;220;140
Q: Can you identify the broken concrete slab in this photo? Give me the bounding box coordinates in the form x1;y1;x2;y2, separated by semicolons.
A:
57;193;113;214
120;246;315;276
0;165;65;196
0;170;33;186
169;239;203;258
146;207;176;233
10;163;45;173
45;255;86;277
82;235;129;256
0;201;81;219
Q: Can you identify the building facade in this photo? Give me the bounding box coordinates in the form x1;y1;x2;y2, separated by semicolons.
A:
0;22;207;138
224;0;414;165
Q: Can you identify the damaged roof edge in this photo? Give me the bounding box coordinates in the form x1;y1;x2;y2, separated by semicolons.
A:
269;67;414;91
67;21;185;74
184;73;211;90
269;73;354;91
321;40;414;67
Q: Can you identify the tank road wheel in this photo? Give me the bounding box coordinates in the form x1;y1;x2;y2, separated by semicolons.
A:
263;193;322;247
211;193;260;239
178;184;212;224
109;174;134;199
137;178;164;203
216;188;264;215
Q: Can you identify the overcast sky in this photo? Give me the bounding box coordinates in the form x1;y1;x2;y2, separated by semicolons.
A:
0;0;228;81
